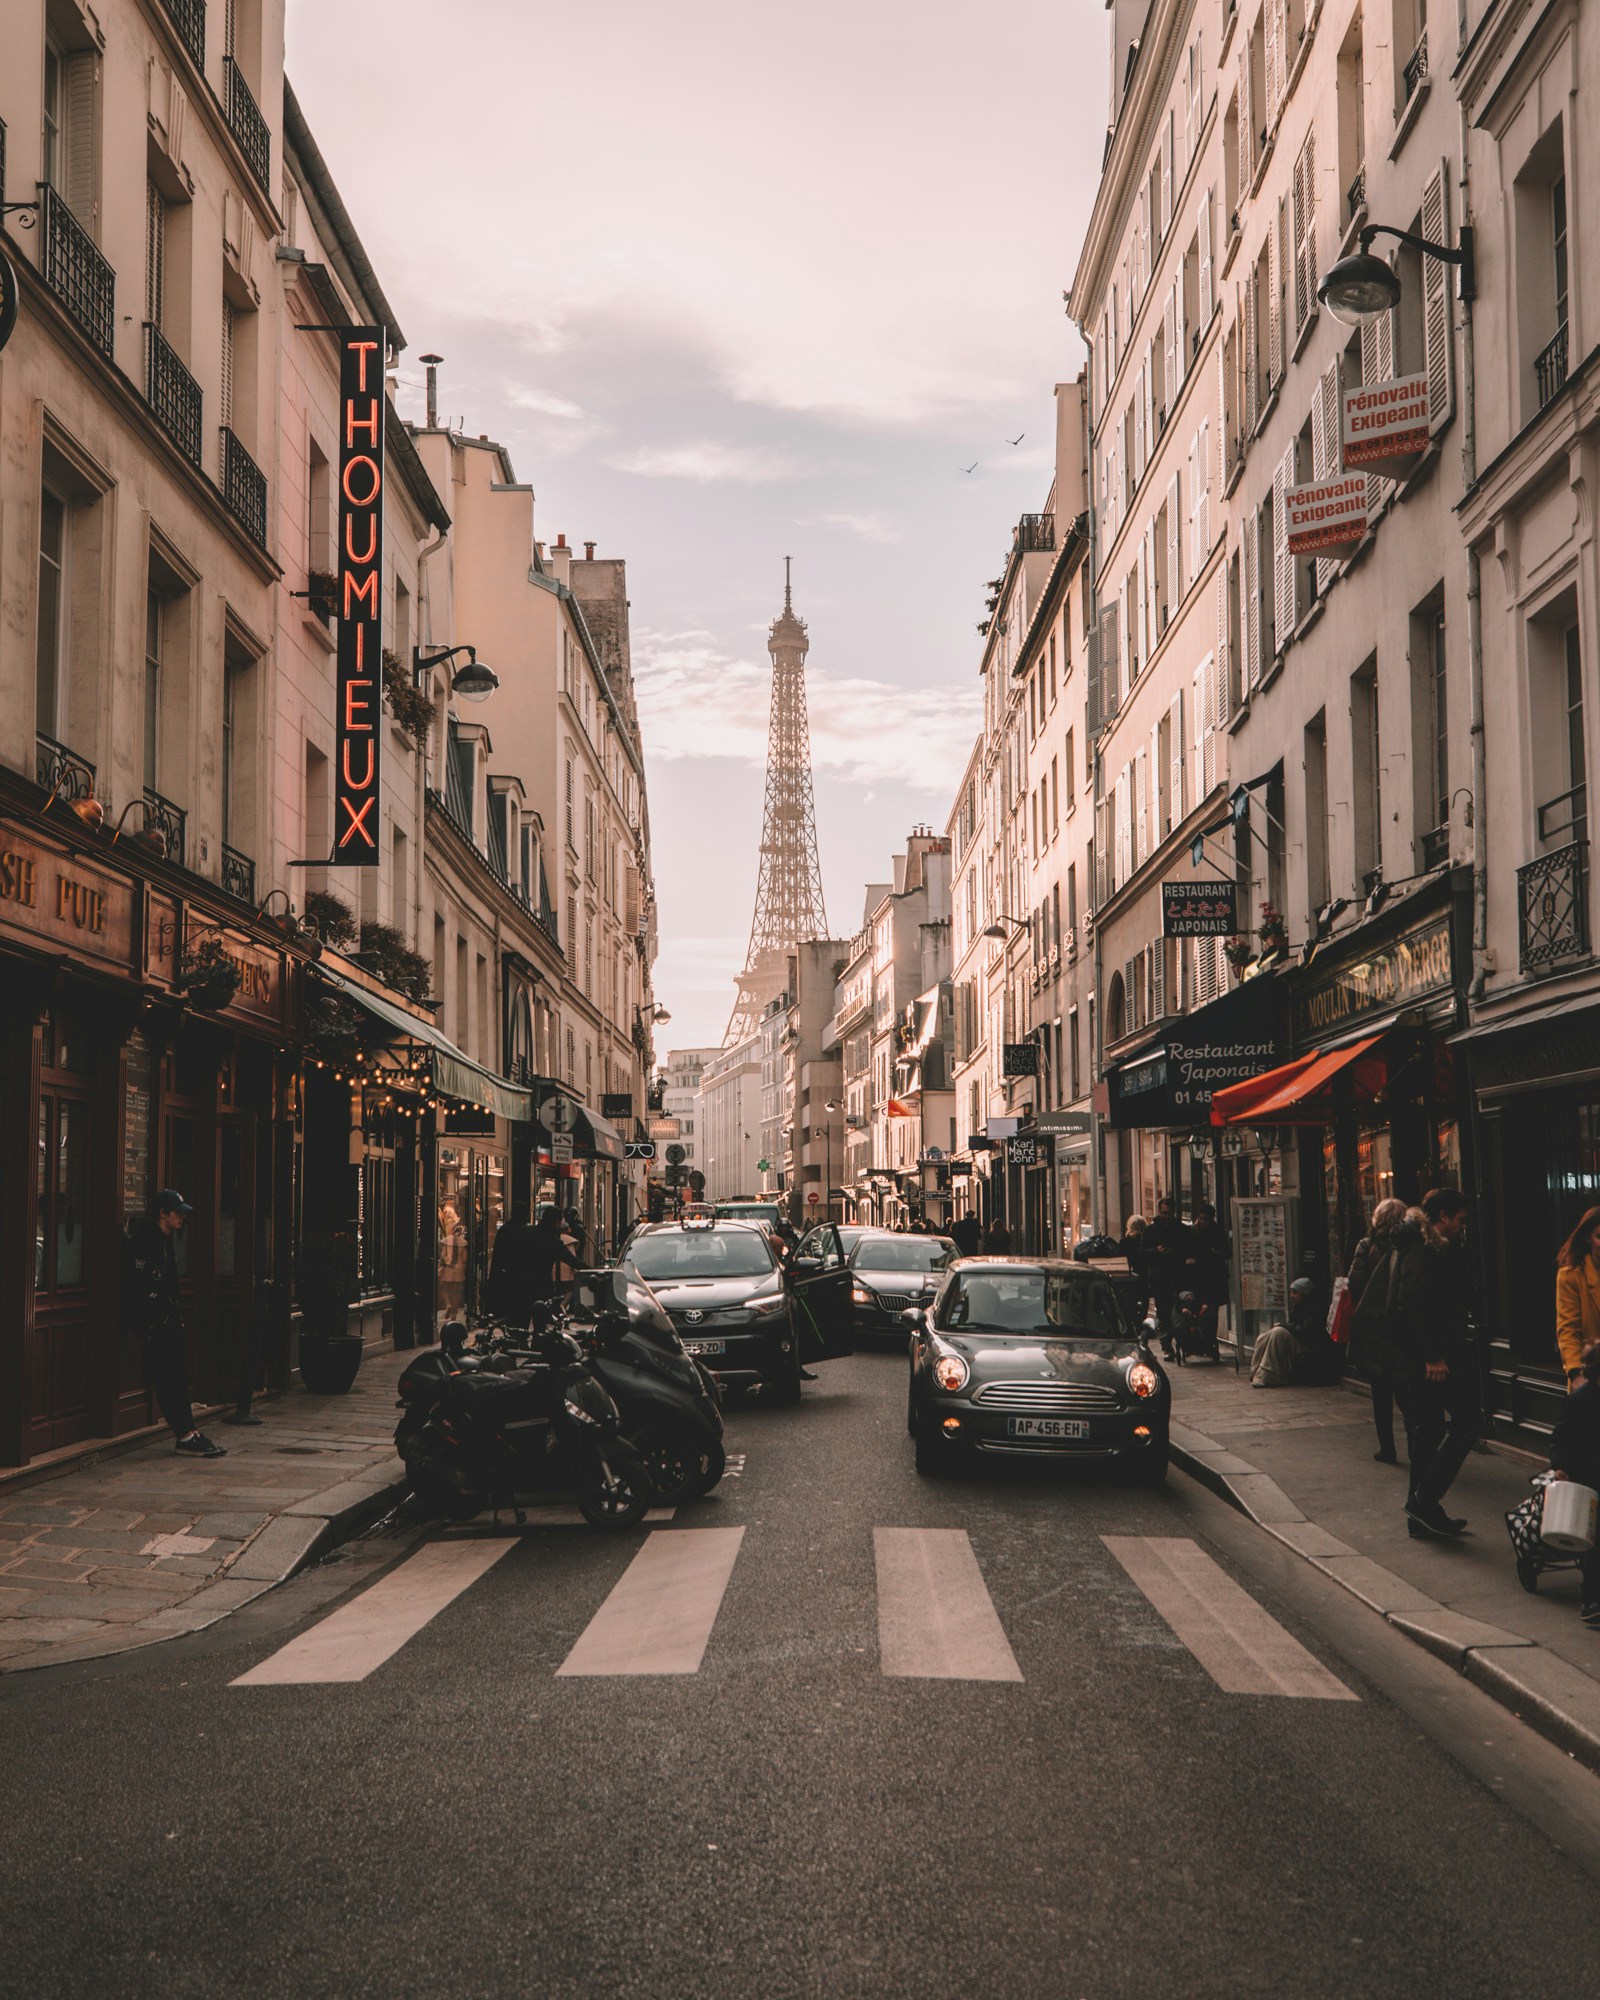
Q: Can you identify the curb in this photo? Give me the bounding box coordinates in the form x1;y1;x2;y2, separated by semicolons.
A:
4;1459;410;1675
1169;1422;1600;1774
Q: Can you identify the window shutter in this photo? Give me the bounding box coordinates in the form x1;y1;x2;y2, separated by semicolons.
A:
1422;161;1453;429
1292;141;1309;331
1170;689;1186;822
1269;198;1286;384
1149;940;1165;1022
1215;559;1231;726
1142;356;1154;474
1244;263;1260;430
1174;274;1187;391
1314;361;1342;592
1197;418;1211;559
1199;188;1213;326
1163;291;1177;410
1167;469;1182;611
1185;42;1197;165
1143;525;1157;661
1187;432;1201;577
1086;620;1102;737
1103;600;1120;718
1273;447;1294;643
1238;42;1253;186
1300;129;1316;329
63;52;99;234
1243;509;1261;688
1359;313;1386;512
1161;113;1174;240
1116;768;1132;886
1134;364;1146;479
220;299;235;432
1134;748;1148;866
1143;179;1153;290
1151;717;1165;840
145;182;165;329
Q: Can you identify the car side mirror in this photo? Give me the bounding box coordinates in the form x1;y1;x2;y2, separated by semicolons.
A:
791;1254;822;1276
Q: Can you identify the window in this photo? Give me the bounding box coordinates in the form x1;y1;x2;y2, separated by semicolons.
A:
1304;711;1329;916
1352;657;1382;886
1064;729;1076;806
1554;174;1569;333
143;589;161;792
43;33;98;230
1337;11;1366;228
564;757;575;848
1410;592;1447;860
221;299;235;432
307;435;330;574
1291;131;1317;334
36;487;67;741
1565;624;1587;836
221;631;255;854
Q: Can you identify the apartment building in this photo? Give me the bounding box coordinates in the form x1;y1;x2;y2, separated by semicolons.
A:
697;1034;761;1201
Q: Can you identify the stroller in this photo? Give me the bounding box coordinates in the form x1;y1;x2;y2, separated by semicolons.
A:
1504;1472;1585;1594
1167;1290;1220;1365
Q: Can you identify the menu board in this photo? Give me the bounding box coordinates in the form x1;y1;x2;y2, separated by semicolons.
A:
123;1034;153;1216
1234;1197;1291;1316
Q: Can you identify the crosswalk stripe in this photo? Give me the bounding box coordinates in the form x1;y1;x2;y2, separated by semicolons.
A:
442;1506;676;1530
556;1528;744;1676
874;1528;1023;1682
231;1536;518;1686
1103;1536;1357;1700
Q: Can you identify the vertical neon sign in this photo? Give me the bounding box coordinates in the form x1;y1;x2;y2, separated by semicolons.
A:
334;326;384;865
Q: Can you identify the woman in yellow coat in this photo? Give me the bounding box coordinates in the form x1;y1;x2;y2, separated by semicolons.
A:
1555;1207;1600;1389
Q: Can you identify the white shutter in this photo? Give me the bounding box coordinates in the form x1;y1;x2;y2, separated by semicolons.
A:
1095;798;1109;905
1264;0;1281;131
1360;313;1386;512
1163;290;1177;411
1243;263;1260;430
63;52;99;233
220;299;235;432
1197;418;1211;560
1161;113;1174;241
1292;140;1310;331
1102;600;1120;716
1170;689;1186;822
1269;198;1287;385
1115;768;1133;887
1215;559;1231;727
1274;447;1294;645
1300;129;1316;330
1150;939;1166;1021
1313;361;1342;592
1243;508;1261;688
1167;469;1182;612
1238;42;1253;187
1134;365;1146;479
1175;272;1188;390
1422;161;1454;430
145;181;165;329
1187;432;1201;578
1143;524;1158;660
1199;188;1213;326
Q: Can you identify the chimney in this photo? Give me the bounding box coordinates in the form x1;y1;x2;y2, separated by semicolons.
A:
555;533;568;550
584;541;596;560
420;354;442;429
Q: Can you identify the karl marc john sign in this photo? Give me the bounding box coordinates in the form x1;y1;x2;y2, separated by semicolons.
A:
334;327;386;868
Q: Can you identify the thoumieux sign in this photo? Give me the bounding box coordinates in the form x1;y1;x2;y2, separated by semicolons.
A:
335;327;385;866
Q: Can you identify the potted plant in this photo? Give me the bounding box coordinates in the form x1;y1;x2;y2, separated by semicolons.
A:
1223;934;1255;975
1257;903;1289;957
178;937;241;1013
297;1229;364;1393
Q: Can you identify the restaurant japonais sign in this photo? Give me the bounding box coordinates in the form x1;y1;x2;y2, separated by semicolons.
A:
1162;880;1238;938
335;327;385;867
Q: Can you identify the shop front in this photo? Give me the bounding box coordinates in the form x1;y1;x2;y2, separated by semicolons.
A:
1034;1109;1095;1252
527;1082;626;1265
0;800;302;1468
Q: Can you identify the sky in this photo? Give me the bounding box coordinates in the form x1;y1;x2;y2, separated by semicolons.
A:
286;0;1108;1053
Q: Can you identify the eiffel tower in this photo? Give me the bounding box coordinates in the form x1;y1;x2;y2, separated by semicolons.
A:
725;561;829;1045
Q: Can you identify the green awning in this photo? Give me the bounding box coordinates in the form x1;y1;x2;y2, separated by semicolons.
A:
313;962;535;1123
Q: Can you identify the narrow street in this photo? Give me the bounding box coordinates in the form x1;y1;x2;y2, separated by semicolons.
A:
5;1353;1598;2000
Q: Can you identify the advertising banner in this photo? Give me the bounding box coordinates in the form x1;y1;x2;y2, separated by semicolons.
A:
1285;474;1367;556
1341;372;1430;470
334;327;385;865
1162;880;1237;938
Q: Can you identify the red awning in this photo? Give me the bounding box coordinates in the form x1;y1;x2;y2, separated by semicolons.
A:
1209;1034;1387;1126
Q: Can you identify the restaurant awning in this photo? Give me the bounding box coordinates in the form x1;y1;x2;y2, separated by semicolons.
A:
575;1104;625;1162
1209;1033;1386;1126
313;962;535;1124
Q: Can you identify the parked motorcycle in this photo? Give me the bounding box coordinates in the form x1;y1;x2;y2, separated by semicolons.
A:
396;1323;653;1528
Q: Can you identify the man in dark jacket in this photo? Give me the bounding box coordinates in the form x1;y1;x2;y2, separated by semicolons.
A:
1390;1187;1479;1537
1142;1198;1192;1333
488;1214;545;1328
124;1190;225;1458
950;1213;982;1257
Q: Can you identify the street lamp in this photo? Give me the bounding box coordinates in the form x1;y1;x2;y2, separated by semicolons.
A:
413;644;500;702
1317;222;1475;326
982;913;1029;940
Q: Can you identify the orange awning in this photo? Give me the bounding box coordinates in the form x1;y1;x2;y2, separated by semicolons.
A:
1209;1034;1387;1126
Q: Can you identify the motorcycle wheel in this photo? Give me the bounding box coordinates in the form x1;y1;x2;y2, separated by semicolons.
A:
635;1429;725;1504
576;1453;654;1529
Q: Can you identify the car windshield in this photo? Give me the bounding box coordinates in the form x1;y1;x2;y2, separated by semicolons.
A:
939;1272;1124;1338
851;1238;953;1274
718;1205;779;1225
627;1230;775;1280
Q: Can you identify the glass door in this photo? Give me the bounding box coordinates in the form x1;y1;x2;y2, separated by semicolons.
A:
29;1089;94;1452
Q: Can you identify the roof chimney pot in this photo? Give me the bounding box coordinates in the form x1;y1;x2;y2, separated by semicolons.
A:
584;541;596;560
419;353;443;429
555;532;568;550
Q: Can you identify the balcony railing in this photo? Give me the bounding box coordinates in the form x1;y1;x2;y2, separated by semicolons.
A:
221;844;255;904
36;732;96;805
222;57;271;190
144;323;203;465
1015;513;1055;555
1403;29;1429;101
1519;839;1589;972
1420;824;1450;872
1347;164;1366;221
141;787;187;865
1536;323;1569;411
219;426;267;547
1537;781;1587;844
159;0;205;69
39;182;114;359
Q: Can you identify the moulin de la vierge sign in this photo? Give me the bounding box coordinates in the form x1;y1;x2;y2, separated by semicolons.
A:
335;327;386;866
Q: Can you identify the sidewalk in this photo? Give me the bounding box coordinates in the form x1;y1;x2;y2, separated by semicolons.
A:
0;1352;410;1675
1167;1359;1600;1769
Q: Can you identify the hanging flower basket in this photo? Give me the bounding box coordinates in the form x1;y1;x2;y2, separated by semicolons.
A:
1223;935;1255;972
178;937;240;1012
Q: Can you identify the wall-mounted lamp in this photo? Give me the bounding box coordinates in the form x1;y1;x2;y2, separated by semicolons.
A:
413;643;499;703
1318;223;1475;326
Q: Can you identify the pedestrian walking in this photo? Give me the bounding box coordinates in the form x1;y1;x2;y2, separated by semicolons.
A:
122;1191;226;1458
1555;1207;1600;1392
1142;1198;1191;1343
1345;1196;1410;1463
562;1206;590;1269
950;1213;982;1257
1546;1340;1600;1629
488;1212;545;1329
1189;1201;1230;1346
983;1217;1012;1254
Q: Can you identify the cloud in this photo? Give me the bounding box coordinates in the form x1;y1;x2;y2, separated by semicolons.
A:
606;441;808;483
652;934;752;1001
633;629;980;794
506;385;587;420
804;510;900;544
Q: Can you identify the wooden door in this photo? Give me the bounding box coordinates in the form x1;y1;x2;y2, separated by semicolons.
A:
28;1086;94;1452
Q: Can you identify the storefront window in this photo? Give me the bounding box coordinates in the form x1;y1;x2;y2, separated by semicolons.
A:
217;1123;241;1279
438;1147;467;1316
55;1099;87;1287
1355;1125;1394;1216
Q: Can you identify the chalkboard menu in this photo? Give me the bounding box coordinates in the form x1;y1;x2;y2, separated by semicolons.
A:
123;1034;152;1216
1231;1196;1297;1355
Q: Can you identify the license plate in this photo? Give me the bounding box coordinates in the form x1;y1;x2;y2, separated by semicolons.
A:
1007;1416;1090;1439
681;1338;726;1357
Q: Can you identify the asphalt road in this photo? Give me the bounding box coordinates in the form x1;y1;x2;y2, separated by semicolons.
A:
6;1349;1600;2000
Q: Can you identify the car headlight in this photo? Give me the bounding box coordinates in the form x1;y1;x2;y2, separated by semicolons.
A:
563;1395;603;1427
1127;1361;1160;1399
851;1285;873;1305
749;1291;787;1317
932;1353;970;1393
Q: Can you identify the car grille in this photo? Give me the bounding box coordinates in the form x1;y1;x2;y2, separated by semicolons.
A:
871;1290;918;1312
970;1381;1121;1412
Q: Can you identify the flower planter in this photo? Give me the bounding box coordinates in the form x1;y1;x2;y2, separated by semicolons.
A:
299;1332;365;1395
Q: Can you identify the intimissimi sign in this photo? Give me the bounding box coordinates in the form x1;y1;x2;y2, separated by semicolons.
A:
335;328;385;865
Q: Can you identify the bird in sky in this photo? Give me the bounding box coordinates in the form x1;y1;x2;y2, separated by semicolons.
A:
959;462;978;474
1006;432;1026;445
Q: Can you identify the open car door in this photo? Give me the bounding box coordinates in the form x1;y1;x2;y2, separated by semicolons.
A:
787;1224;856;1361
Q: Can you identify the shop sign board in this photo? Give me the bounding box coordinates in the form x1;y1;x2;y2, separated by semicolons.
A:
624;1139;657;1161
1002;1041;1039;1076
1006;1135;1039;1166
1161;880;1237;937
1106;974;1289;1128
1295;912;1454;1041
1285;474;1367;556
333;327;386;867
0;829;136;971
601;1093;633;1121
986;1117;1019;1141
1341;372;1431;470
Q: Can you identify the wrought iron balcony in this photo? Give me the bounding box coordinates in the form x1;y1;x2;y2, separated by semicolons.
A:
1536;323;1569;411
141;787;187;865
1537;781;1587;844
144;324;203;465
1403;29;1429;101
1519;839;1589;972
36;732;96;805
160;0;205;69
1347;164;1366;221
39;182;114;360
1420;824;1449;872
221;843;255;904
219;426;267;547
222;58;271;190
1015;513;1055;555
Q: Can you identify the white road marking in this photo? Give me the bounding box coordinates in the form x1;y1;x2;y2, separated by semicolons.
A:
874;1528;1023;1682
723;1455;747;1479
556;1528;745;1676
1103;1536;1357;1700
231;1536;518;1686
440;1506;676;1530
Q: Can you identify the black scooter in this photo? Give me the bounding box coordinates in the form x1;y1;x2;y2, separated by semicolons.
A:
568;1270;727;1504
396;1323;653;1528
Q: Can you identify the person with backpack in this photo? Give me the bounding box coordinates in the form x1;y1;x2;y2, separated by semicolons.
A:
1345;1196;1409;1463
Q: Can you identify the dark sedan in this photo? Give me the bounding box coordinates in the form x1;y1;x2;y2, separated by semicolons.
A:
846;1230;955;1342
906;1259;1169;1482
